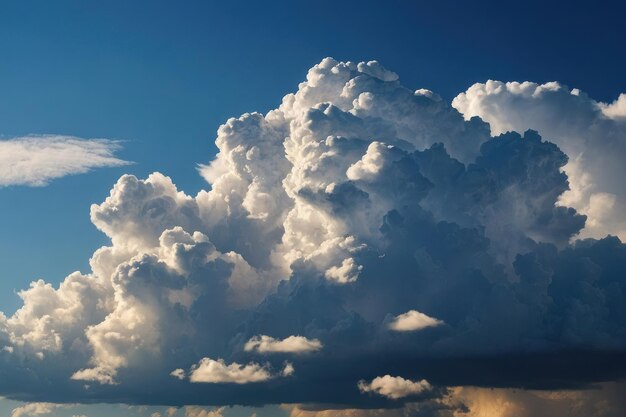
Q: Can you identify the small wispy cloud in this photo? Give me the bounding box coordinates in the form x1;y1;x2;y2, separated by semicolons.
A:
0;135;130;187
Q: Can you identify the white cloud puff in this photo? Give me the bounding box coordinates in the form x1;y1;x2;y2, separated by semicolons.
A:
244;335;322;354
0;135;129;187
187;358;276;384
11;403;60;417
387;310;443;332
358;375;432;400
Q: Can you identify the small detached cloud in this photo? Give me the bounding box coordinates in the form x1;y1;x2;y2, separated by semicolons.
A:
358;375;432;400
170;369;186;380
244;335;323;354
281;362;295;377
187;358;291;384
0;135;129;187
387;310;444;332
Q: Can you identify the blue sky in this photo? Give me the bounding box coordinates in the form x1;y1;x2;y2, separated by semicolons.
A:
1;0;625;311
1;1;626;417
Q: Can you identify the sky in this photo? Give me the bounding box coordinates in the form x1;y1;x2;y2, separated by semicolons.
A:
1;1;626;417
1;0;625;312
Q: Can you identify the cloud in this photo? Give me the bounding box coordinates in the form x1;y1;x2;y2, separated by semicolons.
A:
0;58;624;413
244;335;323;354
170;369;186;380
601;93;626;119
0;135;129;187
11;403;60;417
358;375;432;400
287;382;626;417
444;382;626;417
387;310;443;332
452;80;626;240
188;358;281;384
184;407;224;417
281;362;295;377
285;406;403;417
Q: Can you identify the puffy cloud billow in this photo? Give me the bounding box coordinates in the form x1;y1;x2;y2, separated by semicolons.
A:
453;81;626;240
244;335;323;354
358;375;433;400
0;58;625;412
386;310;443;332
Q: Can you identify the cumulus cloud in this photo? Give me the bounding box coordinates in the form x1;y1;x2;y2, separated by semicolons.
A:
184;407;224;417
244;335;323;354
188;358;282;384
601;93;626;119
0;135;129;187
387;310;443;332
0;58;624;412
287;382;626;417
284;406;404;417
441;382;626;417
358;376;432;400
11;403;60;417
453;80;626;240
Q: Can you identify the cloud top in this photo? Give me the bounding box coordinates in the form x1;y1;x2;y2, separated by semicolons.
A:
453;80;626;240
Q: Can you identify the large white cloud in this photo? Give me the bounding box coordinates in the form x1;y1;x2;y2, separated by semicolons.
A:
0;58;624;411
0;135;129;186
453;80;626;240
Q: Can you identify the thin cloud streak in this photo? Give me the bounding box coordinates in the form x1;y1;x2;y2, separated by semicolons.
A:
0;135;130;187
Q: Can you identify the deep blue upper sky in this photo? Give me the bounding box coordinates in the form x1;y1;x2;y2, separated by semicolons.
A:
0;0;624;312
